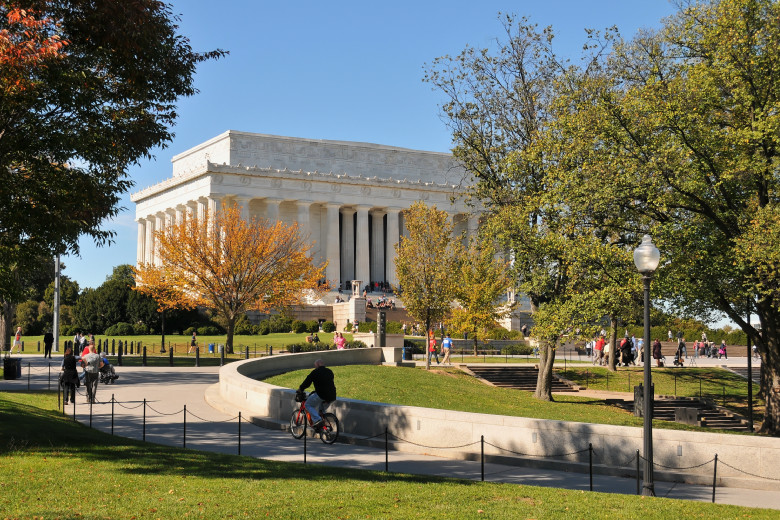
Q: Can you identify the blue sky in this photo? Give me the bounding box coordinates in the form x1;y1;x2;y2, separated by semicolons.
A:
64;0;678;290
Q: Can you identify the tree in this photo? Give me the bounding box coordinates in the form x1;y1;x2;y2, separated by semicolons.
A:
134;203;326;354
0;1;225;293
449;237;514;355
72;278;133;334
544;0;780;434
43;275;79;307
394;201;459;369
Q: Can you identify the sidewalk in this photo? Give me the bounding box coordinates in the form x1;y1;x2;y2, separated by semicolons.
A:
2;354;778;511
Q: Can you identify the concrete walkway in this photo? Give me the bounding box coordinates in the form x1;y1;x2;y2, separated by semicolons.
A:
2;354;778;511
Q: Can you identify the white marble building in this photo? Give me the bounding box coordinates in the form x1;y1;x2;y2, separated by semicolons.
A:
131;130;478;292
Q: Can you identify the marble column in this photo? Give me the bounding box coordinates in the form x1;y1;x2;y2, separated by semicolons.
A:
136;219;146;265
175;205;184;226
325;203;341;288
266;198;281;224
154;214;164;265
235;196;250;221
340;207;356;285
196;199;207;223
144;217;155;264
385;209;401;288
296;201;311;240
355;205;370;287
370;210;384;284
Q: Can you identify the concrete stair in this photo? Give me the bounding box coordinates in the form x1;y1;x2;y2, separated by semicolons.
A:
606;396;752;432
466;365;578;392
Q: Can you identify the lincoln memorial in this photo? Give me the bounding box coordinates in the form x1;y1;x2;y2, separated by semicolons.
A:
131;130;478;295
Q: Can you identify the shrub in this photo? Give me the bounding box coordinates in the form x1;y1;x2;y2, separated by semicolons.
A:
357;322;376;333
269;314;293;333
502;343;533;355
184;326;196;336
344;322;353;332
291;320;307;334
133;323;151;335
235;320;254;335
256;321;270;335
105;322;135;336
197;325;220;336
306;320;320;333
345;340;367;349
321;321;336;333
387;321;402;334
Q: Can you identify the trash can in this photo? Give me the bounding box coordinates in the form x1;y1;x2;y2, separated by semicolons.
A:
218;344;224;354
403;346;411;361
208;343;215;354
3;357;19;380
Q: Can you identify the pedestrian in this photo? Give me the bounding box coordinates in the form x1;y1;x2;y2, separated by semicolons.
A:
43;329;54;359
594;335;605;365
667;330;673;342
718;340;728;359
521;324;528;338
60;346;79;404
428;332;439;365
81;346;103;404
189;331;197;354
652;338;663;367
441;333;453;365
11;326;22;354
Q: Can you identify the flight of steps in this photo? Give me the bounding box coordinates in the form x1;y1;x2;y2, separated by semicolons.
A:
466;365;578;392
728;366;761;384
607;396;752;432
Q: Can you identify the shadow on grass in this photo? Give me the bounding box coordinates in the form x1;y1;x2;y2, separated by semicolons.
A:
0;394;477;486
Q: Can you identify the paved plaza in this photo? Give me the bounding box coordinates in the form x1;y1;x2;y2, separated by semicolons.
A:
2;354;777;511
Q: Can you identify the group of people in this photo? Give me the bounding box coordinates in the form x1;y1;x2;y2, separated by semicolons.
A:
591;335;641;366
365;296;395;309
426;332;453;365
60;343;108;404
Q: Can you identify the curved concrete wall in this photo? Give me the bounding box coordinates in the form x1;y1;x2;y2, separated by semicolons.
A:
216;350;780;490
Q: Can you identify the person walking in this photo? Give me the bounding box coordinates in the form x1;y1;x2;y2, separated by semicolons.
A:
441;333;453;365
43;329;54;359
652;338;663;367
11;327;22;354
81;346;103;404
427;332;440;365
593;335;605;365
188;331;197;354
718;340;728;359
60;346;79;404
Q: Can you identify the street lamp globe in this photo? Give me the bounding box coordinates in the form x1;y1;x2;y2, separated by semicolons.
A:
633;234;660;275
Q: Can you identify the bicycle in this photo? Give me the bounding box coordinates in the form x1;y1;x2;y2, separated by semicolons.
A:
290;391;340;444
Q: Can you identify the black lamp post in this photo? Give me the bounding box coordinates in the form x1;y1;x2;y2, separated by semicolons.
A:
633;234;660;497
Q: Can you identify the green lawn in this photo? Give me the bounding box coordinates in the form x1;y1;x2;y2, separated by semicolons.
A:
266;365;705;431
1;392;773;519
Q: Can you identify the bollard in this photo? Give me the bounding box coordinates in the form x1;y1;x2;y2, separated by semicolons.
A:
712;454;718;503
142;346;147;366
117;343;123;366
183;405;187;448
169;347;174;366
38;340;41;352
220;345;224;367
130;341;134;355
245;346;249;360
385;427;389;472
112;339;115;356
589;443;593;491
238;411;242;455
111;394;115;436
143;399;146;441
195;347;200;367
21;340;24;352
481;435;485;481
636;449;641;494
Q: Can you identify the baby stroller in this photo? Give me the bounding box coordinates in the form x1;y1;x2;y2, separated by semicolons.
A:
99;361;119;384
672;350;685;367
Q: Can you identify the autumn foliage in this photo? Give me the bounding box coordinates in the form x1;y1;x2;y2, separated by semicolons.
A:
134;203;327;352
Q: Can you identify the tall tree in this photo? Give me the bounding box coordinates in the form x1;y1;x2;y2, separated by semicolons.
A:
449;237;514;355
0;0;225;291
394;201;459;370
547;0;780;434
134;203;326;354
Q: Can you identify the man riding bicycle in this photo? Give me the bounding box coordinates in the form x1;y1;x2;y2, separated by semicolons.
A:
298;359;336;429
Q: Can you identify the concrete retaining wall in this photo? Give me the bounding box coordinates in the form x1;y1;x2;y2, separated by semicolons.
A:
216;351;780;490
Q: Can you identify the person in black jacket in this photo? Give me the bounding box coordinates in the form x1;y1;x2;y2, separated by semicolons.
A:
43;329;54;359
298;359;336;427
60;346;79;404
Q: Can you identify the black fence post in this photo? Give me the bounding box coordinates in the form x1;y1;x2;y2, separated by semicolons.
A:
238;411;242;455
712;454;718;503
143;398;146;442
220;345;225;367
37;340;41;352
142;346;147;367
195;347;200;367
589;443;593;491
183;405;187;448
481;435;485;482
636;449;641;495
169;347;174;366
112;339;115;356
111;394;115;436
385;427;389;472
27;362;31;390
89;398;93;428
117;342;123;366
303;424;307;464
245;346;249;360
72;396;76;419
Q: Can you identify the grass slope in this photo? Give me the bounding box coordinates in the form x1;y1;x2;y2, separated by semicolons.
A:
0;392;773;519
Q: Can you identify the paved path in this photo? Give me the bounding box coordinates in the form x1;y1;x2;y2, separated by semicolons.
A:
2;354;778;511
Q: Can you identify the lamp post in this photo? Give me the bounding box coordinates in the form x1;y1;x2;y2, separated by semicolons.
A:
634;234;660;497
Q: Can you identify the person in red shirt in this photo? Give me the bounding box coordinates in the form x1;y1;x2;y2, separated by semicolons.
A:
593;335;606;366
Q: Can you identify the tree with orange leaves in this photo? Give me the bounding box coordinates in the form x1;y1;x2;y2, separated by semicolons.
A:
134;203;327;354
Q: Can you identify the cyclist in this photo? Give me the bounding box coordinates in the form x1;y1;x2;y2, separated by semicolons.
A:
298;359;336;429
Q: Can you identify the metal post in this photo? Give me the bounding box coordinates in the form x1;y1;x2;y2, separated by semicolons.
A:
169;347;174;367
385;427;389;472
183;405;187;448
142;346;147;366
143;399;146;441
27;362;31;390
589;443;593;491
220;345;224;366
195;347;200;367
303;425;307;464
747;308;754;431
481;435;485;482
712;454;718;503
636;449;641;495
641;275;655;496
89;398;93;428
245;346;249;360
111;394;114;436
238;412;242;455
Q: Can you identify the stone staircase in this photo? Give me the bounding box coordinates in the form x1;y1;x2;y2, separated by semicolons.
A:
466;365;578;392
727;366;761;384
606;395;752;432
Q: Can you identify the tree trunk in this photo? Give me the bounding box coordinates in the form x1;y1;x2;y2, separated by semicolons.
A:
534;339;557;401
0;301;15;351
756;306;780;436
473;330;478;357
425;319;431;370
159;310;166;353
607;317;618;372
225;317;235;355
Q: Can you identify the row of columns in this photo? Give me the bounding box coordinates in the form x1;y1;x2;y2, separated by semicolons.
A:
138;197;476;291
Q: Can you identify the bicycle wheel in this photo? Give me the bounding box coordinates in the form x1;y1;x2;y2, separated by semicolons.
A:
319;412;340;444
290;410;306;439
